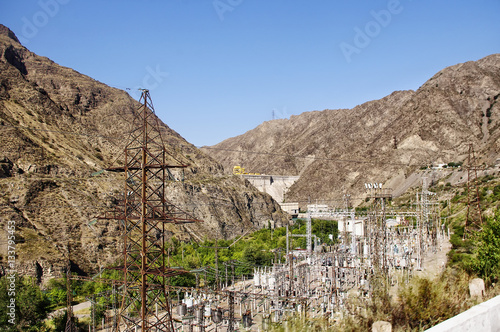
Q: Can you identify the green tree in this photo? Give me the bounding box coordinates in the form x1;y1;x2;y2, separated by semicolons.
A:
0;276;51;331
46;278;66;307
312;219;338;245
467;211;500;283
171;273;196;288
242;245;272;266
52;310;69;332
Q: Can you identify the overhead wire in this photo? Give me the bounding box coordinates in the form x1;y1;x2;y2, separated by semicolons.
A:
199;146;424;167
0;123;125;141
0;123;430;168
0;194;374;212
2;93;428;293
0;199;235;211
0;235;121;246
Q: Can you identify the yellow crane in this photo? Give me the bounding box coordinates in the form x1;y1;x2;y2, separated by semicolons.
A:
233;166;260;175
233;166;245;175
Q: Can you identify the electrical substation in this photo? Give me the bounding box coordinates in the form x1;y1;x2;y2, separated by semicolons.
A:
76;91;469;332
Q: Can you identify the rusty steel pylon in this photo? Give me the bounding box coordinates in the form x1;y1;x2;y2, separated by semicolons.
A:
464;143;483;238
366;185;392;272
103;89;202;331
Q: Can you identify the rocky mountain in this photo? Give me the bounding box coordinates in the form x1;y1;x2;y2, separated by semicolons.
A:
0;25;288;282
205;54;500;206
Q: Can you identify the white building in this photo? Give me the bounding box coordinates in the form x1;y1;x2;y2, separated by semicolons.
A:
279;202;299;216
337;218;365;237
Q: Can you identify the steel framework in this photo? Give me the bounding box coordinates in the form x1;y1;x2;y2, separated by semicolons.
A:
464;143;483;237
102;90;202;331
366;187;392;272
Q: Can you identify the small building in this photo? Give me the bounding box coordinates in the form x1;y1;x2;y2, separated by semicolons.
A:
338;218;365;237
432;163;447;169
279;202;299;217
386;218;399;228
307;204;331;218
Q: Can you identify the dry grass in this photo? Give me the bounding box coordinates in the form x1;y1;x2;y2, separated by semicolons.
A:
266;268;500;332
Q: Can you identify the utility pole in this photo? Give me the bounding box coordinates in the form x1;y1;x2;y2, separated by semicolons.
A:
231;261;235;286
286;225;289;261
201;238;228;291
228;291;235;332
225;263;228;287
307;198;312;253
365;183;392;273
65;240;76;332
91;294;95;332
342;193;351;248
112;282;117;331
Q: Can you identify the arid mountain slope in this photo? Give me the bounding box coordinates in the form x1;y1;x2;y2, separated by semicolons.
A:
0;25;288;281
205;54;500;205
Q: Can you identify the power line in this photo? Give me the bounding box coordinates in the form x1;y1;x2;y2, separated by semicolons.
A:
199;146;423;167
1;123;433;168
0;193;373;213
0;123;125;141
0;198;238;211
0;235;120;245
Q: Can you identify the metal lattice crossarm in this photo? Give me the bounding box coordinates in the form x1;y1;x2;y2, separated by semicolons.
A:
107;164;189;171
99;199;201;224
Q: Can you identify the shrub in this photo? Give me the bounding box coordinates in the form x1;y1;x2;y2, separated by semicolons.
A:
392;269;470;330
466;211;500;284
447;162;462;168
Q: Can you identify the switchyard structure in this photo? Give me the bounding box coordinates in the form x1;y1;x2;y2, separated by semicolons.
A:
84;172;450;331
99;90;202;331
100;179;444;331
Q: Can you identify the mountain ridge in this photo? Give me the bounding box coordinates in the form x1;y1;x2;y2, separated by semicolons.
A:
205;54;500;206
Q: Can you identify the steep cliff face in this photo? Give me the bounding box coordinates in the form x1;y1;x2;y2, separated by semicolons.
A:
205;54;500;206
0;25;288;281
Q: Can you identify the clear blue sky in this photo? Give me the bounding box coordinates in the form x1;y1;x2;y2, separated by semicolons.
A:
1;0;499;146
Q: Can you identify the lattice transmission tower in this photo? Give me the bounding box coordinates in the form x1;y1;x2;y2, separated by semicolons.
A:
464;143;483;238
101;89;202;331
366;184;392;272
